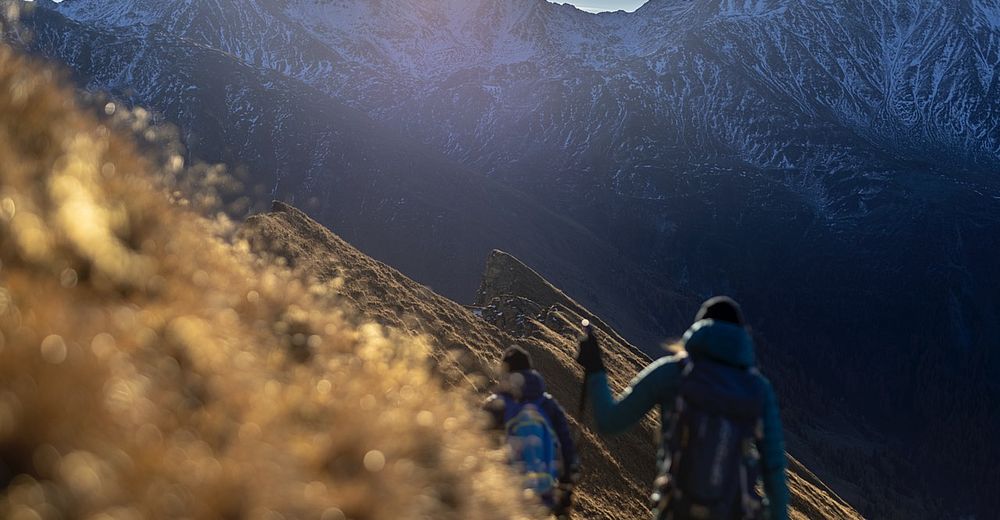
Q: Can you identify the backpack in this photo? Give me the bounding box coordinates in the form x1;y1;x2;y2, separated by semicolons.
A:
501;395;562;506
652;358;768;520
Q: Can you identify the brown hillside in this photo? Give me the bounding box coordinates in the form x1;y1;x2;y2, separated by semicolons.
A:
241;202;654;520
0;42;542;520
241;202;864;520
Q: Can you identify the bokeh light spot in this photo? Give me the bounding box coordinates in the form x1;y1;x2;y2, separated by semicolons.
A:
0;197;14;220
321;508;346;520
90;332;116;359
60;268;78;288
363;450;386;473
40;335;67;364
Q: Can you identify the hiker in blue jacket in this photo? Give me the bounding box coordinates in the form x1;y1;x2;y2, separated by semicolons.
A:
576;297;789;520
485;346;580;518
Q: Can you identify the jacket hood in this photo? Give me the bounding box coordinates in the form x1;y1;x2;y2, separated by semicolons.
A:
683;319;756;367
501;369;546;401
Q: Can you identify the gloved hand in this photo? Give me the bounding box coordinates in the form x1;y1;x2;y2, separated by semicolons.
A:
575;326;605;374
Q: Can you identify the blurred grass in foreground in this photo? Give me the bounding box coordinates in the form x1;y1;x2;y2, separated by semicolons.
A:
0;10;540;519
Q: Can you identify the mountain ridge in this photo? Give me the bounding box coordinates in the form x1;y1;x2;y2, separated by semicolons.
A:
475;249;638;351
240;200;864;520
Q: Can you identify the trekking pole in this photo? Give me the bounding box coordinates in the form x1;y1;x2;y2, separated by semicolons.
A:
559;319;593;520
577;319;593;420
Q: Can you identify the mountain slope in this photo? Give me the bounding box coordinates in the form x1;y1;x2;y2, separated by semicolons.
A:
240;201;656;520
19;0;1000;515
239;201;863;520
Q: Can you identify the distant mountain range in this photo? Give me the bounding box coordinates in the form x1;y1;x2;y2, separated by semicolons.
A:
18;0;1000;516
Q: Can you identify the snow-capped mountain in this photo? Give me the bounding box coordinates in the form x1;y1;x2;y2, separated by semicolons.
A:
48;0;1000;195
19;0;1000;516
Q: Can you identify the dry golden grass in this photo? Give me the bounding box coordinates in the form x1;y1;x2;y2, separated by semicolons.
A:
0;40;543;520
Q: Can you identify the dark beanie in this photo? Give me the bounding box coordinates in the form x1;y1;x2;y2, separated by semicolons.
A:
502;345;532;372
695;296;746;326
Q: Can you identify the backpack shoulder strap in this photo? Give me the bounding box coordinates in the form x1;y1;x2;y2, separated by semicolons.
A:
538;393;561;419
678;355;694;376
537;394;568;449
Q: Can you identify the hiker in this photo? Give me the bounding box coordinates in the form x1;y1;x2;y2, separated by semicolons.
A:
485;346;580;518
576;297;789;520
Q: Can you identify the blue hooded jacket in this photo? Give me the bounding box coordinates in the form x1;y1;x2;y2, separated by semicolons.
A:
586;320;789;520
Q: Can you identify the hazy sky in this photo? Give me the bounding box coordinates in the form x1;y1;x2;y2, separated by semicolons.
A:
550;1;648;13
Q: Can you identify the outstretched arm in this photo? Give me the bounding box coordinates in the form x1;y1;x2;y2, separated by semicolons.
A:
758;380;789;520
586;356;682;435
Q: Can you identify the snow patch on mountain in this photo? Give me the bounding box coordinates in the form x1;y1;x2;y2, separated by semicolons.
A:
42;0;166;27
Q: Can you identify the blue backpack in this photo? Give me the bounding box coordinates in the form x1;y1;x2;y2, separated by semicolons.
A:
501;395;562;506
653;358;768;520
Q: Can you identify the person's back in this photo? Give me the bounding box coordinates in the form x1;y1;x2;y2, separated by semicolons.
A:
576;297;788;520
485;346;580;518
